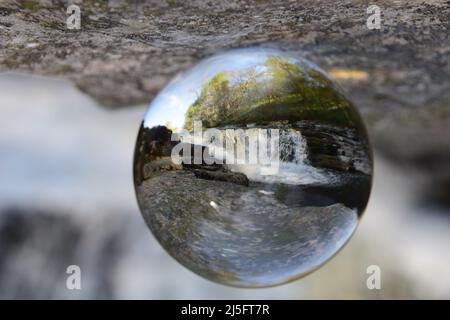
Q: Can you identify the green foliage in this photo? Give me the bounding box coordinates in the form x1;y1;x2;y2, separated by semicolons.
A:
185;56;359;129
41;20;60;29
20;1;41;12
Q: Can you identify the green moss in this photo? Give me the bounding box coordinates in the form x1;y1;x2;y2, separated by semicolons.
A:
221;93;356;127
56;64;75;75
83;0;109;11
185;56;360;129
41;20;60;29
20;1;41;12
166;0;179;7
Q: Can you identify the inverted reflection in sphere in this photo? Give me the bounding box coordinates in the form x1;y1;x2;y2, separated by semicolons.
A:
134;48;372;287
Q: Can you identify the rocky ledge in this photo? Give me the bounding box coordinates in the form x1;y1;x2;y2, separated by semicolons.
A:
1;0;449;203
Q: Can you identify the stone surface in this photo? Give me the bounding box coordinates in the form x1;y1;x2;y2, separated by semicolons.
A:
0;0;449;194
137;170;360;287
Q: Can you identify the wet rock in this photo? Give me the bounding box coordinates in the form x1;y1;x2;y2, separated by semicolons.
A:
298;121;372;175
311;154;350;172
143;157;182;180
137;170;359;286
134;124;177;185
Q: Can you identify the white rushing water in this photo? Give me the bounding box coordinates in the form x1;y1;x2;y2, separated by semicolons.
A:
244;128;332;185
196;127;332;185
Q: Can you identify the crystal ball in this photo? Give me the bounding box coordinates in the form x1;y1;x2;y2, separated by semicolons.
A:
133;48;372;287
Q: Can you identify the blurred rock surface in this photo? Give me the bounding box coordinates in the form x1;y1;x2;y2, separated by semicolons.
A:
1;0;449;198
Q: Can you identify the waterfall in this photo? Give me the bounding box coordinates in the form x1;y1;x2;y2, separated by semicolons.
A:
223;128;331;185
279;129;308;165
177;126;332;185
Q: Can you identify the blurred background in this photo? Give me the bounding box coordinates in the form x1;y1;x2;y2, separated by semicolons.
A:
1;72;449;299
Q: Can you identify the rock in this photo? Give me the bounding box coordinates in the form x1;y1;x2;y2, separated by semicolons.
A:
175;142;250;186
192;168;249;187
1;0;449;201
0;0;447;111
310;154;350;172
134;124;178;185
137;170;359;286
297;121;372;174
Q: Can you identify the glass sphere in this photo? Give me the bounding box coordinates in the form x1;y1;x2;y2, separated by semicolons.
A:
133;48;372;287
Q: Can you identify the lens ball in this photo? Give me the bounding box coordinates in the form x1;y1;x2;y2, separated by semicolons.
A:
133;48;372;287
